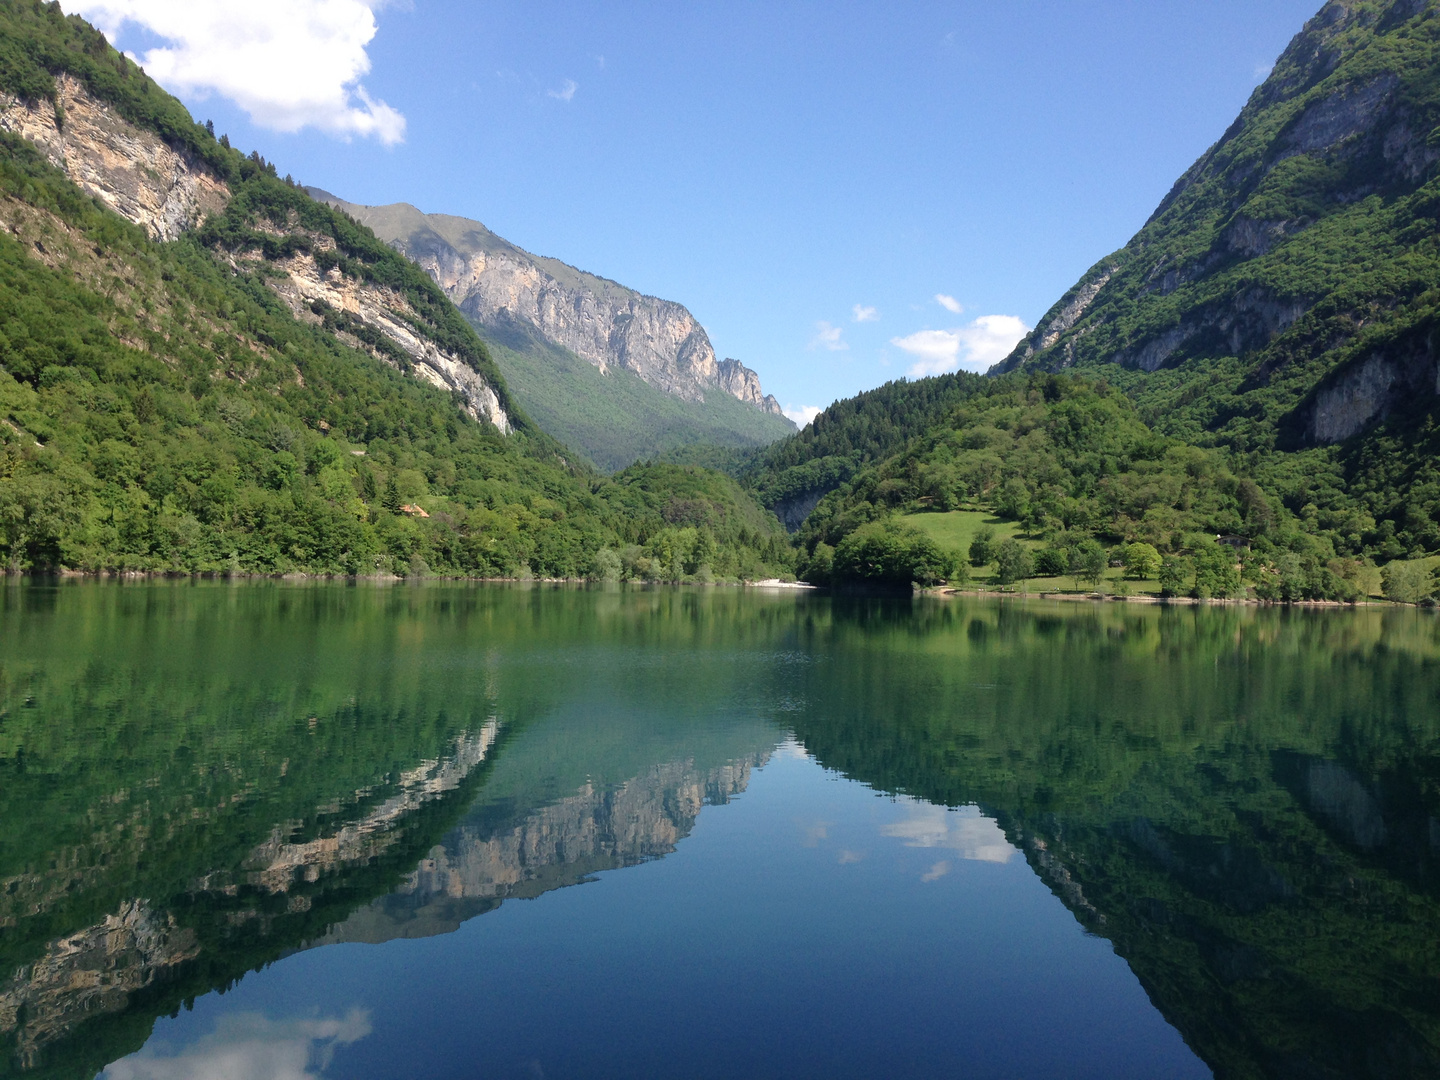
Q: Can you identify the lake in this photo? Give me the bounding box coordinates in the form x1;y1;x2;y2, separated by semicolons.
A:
1;582;1438;1079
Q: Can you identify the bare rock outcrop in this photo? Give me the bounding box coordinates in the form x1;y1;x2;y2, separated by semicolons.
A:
0;78;513;432
1300;334;1437;444
260;239;511;432
0;75;228;242
0;900;199;1068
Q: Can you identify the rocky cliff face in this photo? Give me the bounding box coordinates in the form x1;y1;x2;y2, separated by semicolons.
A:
309;191;786;418
0;74;229;242
318;752;766;944
0;77;512;432
0;900;199;1069
255;231;511;432
996;0;1440;448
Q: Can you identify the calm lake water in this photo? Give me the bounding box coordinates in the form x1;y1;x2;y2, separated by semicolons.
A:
1;583;1438;1080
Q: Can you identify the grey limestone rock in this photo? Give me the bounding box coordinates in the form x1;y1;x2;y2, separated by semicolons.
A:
309;190;787;418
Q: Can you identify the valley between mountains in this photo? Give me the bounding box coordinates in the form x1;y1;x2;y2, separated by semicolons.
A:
0;0;1438;604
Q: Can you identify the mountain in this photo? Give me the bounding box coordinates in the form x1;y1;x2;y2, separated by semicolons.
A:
0;1;792;580
736;0;1440;594
307;191;795;471
994;0;1440;556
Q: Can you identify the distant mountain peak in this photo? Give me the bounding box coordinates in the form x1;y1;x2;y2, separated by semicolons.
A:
306;189;788;421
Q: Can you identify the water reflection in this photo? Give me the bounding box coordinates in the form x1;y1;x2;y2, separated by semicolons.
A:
320;751;766;945
879;804;1016;865
102;1011;371;1080
0;583;1436;1078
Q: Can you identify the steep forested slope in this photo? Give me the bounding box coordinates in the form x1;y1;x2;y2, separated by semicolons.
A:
786;373;1373;599
997;0;1440;556
735;371;986;527
0;1;791;580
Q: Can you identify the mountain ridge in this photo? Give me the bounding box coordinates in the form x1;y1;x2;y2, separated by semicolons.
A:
976;0;1440;561
995;0;1440;454
308;188;784;413
306;188;795;470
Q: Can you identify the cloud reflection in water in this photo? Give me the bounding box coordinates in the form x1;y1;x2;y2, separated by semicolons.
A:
881;803;1016;865
101;1009;372;1080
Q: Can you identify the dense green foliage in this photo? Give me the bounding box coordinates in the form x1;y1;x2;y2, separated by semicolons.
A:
805;518;958;588
794;375;1263;545
736;371;985;514
996;0;1440;559
776;372;1370;596
0;3;792;580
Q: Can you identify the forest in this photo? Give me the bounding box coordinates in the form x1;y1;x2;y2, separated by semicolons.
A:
737;371;1432;600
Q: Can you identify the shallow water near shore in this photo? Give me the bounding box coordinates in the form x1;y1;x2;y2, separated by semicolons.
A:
1;581;1438;1079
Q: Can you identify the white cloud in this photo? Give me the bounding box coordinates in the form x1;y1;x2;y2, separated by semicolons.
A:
547;78;578;102
1254;62;1274;82
921;860;951;882
935;293;964;314
880;804;1015;864
808;321;848;352
797;818;832;847
64;1;406;144
851;304;878;323
102;1010;372;1080
783;404;822;428
890;314;1029;377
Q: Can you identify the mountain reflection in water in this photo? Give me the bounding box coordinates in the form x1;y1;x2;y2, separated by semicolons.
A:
0;583;1437;1079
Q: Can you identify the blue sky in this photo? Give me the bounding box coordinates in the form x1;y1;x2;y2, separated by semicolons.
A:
71;1;1322;422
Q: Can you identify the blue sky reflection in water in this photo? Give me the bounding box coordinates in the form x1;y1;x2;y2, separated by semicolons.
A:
105;745;1205;1080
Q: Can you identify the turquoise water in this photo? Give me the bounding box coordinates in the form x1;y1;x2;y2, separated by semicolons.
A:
2;583;1438;1079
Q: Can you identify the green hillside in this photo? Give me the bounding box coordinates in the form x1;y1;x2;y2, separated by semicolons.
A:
787;373;1365;597
996;0;1440;557
480;312;797;472
0;1;791;581
735;371;987;527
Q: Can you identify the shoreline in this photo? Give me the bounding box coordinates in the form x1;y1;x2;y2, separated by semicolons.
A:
924;586;1402;609
4;568;815;589
0;571;1425;608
